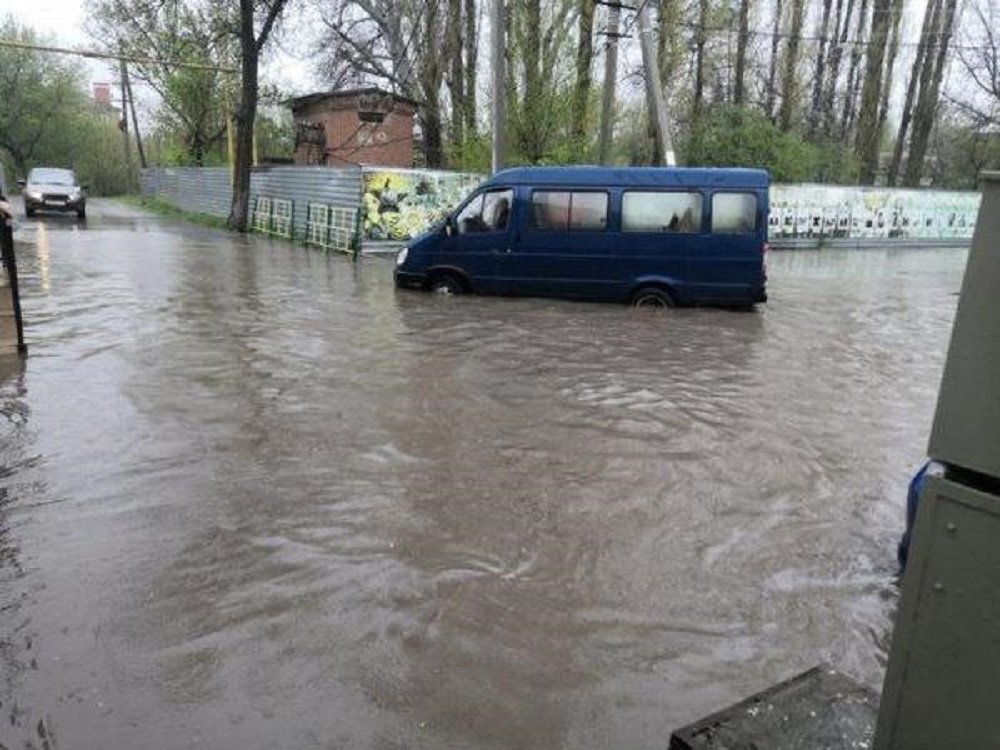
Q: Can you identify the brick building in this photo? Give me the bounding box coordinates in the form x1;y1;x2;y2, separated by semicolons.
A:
287;88;418;168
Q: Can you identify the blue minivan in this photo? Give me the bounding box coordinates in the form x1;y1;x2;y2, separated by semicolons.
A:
394;166;768;307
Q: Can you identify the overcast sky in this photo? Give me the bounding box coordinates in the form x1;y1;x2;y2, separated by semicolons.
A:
0;0;321;110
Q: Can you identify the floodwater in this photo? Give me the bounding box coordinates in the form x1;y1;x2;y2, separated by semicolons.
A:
0;201;966;748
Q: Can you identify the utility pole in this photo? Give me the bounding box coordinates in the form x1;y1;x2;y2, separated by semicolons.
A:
491;0;505;174
122;61;147;169
637;1;675;165
118;55;135;187
598;1;621;164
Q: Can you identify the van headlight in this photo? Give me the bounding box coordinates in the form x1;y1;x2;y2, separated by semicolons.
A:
396;247;408;266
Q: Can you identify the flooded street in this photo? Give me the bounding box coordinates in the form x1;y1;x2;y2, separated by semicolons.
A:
0;200;965;748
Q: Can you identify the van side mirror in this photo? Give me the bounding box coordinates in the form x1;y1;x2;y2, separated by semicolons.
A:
16;179;25;188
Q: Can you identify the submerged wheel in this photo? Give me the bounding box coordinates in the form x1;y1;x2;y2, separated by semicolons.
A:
429;272;465;296
631;286;675;309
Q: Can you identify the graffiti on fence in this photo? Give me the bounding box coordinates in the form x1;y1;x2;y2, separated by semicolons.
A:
769;184;981;240
361;167;484;241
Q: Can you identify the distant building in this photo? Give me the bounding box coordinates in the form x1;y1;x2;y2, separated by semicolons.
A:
93;82;112;107
91;82;121;125
286;88;417;168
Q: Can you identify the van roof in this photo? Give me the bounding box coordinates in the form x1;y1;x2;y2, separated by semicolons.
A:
484;166;769;189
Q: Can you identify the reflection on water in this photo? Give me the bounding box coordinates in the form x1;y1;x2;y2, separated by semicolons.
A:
0;202;968;748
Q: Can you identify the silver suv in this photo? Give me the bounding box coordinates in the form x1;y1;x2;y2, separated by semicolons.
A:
19;167;87;219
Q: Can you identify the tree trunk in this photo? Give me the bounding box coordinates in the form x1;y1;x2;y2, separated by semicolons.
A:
822;0;853;134
856;0;894;183
808;0;834;134
571;0;595;143
875;0;904;152
692;0;710;122
903;0;959;185
598;2;620;163
765;0;783;119
887;0;939;185
447;0;464;150
778;0;805;131
658;0;683;91
733;0;751;105
420;0;446;167
228;0;258;232
464;0;477;137
839;0;869;140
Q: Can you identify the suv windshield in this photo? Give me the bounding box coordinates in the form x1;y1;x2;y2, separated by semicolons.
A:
29;168;77;186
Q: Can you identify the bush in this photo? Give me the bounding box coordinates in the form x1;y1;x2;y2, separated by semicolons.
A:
682;105;858;183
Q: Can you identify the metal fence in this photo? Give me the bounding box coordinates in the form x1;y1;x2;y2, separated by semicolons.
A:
141;166;982;250
140;165;362;241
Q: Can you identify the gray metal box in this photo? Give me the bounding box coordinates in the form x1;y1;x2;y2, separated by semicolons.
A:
875;476;1000;748
927;173;1000;477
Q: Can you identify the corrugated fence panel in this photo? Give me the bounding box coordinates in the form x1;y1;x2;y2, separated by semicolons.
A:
249;166;362;240
141;166;363;238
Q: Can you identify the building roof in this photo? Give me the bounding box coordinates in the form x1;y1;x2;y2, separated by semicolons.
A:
484;166;770;188
285;87;420;112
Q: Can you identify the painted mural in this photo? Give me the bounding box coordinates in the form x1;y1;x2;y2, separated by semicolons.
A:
769;184;981;240
361;167;484;241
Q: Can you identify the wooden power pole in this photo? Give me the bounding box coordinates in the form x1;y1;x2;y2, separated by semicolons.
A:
118;55;135;186
598;1;621;164
122;61;147;169
637;0;675;165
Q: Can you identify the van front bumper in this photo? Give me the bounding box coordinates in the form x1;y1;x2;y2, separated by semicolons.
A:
394;268;427;290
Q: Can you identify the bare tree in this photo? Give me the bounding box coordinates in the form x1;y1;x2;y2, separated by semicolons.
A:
949;0;1000;128
778;0;805;132
856;0;894;183
903;0;960;185
840;0;870;139
887;0;940;184
822;0;854;133
765;0;783;119
571;0;595;144
447;0;464;147
808;0;834;135
875;0;905;146
692;0;710;122
733;0;751;105
229;0;288;231
464;0;477;137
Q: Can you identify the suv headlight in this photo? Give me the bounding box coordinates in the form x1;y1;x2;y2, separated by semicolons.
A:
396;247;408;266
27;190;42;201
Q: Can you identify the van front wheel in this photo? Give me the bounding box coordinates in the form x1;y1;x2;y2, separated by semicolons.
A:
429;272;465;296
631;286;675;309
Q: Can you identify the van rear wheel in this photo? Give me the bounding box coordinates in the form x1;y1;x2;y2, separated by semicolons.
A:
631;286;675;309
429;272;465;296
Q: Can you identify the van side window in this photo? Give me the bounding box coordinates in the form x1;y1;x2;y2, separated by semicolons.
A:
455;189;513;234
530;191;608;231
622;191;702;233
712;193;758;234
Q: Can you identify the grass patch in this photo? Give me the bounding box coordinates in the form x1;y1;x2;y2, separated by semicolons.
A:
117;194;230;230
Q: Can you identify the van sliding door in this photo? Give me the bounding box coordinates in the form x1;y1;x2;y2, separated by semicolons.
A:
507;190;615;300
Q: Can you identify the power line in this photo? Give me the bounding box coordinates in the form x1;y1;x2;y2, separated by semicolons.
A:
0;39;237;73
602;18;996;54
